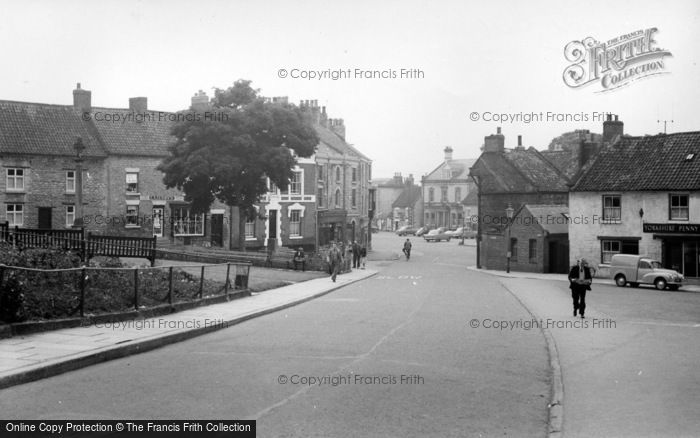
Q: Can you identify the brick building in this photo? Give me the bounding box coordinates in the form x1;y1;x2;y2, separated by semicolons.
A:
570;129;700;279
422;147;476;229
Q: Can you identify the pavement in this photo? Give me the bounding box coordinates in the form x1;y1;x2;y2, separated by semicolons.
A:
0;267;377;390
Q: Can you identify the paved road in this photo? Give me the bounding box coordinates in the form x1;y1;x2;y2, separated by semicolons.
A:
0;232;549;437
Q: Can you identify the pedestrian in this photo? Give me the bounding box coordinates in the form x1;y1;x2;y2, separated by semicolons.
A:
568;258;593;318
351;240;360;268
360;244;367;269
292;247;305;271
402;238;412;260
329;242;342;282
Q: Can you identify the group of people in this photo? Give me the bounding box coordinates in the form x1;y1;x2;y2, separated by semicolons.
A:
326;240;367;282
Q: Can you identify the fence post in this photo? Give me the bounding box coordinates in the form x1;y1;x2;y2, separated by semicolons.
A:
199;265;205;299
168;266;173;306
134;268;139;310
83;231;89;262
79;268;86;318
150;236;156;267
224;263;231;299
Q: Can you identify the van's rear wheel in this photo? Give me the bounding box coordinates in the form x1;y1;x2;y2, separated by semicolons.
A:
615;275;627;287
655;278;667;290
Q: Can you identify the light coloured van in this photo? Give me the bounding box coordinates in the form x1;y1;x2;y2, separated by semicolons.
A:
610;254;684;290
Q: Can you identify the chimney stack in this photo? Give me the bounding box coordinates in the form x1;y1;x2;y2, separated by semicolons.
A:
191;90;209;111
406;173;414;186
444;146;453;161
393;172;403;185
73;83;91;113
603;114;624;144
483;127;505;153
320;106;328;127
329;118;346;139
129;97;147;113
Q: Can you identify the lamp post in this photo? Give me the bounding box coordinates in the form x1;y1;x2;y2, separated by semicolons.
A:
73;137;85;228
505;203;514;273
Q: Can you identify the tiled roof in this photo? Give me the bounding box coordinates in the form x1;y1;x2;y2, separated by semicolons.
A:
470;148;570;193
539;150;579;180
89;107;176;156
392;185;422;208
0;101;106;157
523;204;569;234
461;189;478;206
572;132;700;191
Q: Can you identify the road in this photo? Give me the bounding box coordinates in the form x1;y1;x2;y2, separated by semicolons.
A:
0;232;550;437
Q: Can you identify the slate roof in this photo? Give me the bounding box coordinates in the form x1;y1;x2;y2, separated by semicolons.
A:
0;100;107;157
89;107;176;156
522;204;569;234
314;125;371;161
572;132;700;191
539;150;579;180
424;158;476;181
461;189;478;206
392;185;422;208
470;148;571;193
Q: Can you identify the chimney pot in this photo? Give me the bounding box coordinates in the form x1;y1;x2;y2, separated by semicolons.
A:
518;135;522;147
497;127;502;134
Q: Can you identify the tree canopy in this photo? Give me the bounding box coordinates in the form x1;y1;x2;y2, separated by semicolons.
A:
157;80;319;248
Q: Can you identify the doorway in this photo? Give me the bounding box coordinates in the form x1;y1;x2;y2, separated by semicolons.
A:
152;207;164;237
38;207;52;229
210;213;224;247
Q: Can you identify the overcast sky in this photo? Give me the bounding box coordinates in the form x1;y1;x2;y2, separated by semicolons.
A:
1;0;698;179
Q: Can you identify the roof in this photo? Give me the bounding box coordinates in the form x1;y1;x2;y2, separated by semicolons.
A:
461;189;478;206
539;150;580;180
573;132;700;191
522;204;570;234
0;100;107;157
392;185;422;208
424;158;476;181
470;147;571;193
314;124;371;161
89;107;176;156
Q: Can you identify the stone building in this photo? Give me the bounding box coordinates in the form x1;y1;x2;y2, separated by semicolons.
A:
422;147;476;229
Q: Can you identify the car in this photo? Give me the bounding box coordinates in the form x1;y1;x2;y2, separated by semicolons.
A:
415;226;429;237
609;254;684;290
445;227;464;237
423;229;452;242
462;229;477;239
396;226;417;236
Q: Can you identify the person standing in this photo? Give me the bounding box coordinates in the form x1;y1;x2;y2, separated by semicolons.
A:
360;244;367;269
402;238;412;260
329;242;342;282
568;258;593;318
351;240;361;268
292;247;305;271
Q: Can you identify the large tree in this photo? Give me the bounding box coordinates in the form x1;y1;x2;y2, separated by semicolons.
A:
158;80;318;250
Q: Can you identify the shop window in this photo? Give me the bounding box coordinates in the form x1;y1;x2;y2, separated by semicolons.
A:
172;206;204;236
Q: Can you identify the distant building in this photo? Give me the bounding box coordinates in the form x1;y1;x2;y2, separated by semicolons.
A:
422;147;477;229
391;174;422;230
375;173;406;231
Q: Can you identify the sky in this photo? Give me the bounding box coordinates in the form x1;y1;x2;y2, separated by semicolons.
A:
1;0;698;179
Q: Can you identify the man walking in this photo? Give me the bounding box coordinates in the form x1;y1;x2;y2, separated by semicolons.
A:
351;240;361;269
568;258;593;318
402;238;412;260
329;242;342;282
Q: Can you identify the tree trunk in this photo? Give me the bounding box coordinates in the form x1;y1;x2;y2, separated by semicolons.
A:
229;204;235;251
238;208;246;252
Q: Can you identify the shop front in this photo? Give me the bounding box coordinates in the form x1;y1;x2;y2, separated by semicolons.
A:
318;209;347;246
645;223;700;278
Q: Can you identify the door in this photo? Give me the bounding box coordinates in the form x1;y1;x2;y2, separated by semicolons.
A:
268;210;277;238
152;207;164;237
210;213;223;246
38;207;52;229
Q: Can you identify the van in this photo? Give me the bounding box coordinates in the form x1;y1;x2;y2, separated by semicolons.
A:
610;254;684;290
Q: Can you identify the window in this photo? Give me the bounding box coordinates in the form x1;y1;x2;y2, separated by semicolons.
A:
529;239;537;263
510;238;518;262
172;206;204;236
428;188;434;202
334;188;341;208
66;205;75;227
639;260;652;269
670;194;689;220
602;195;621;222
351;189;357;208
318;187;324;208
289;210;301;236
335;166;341;183
317;165;324;181
441;187;448;202
245;217;255;238
269;180;279;195
455;187;461;203
352;167;357;183
66;171;76;193
6;168;24;191
601;240;621;263
6;204;23;226
126;205;139;226
126;172;139;193
289;171;302;195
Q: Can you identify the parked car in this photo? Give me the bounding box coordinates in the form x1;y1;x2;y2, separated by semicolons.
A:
415;226;429;237
424;229;452;242
462;229;477;239
610;254;684;290
396;226;418;236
